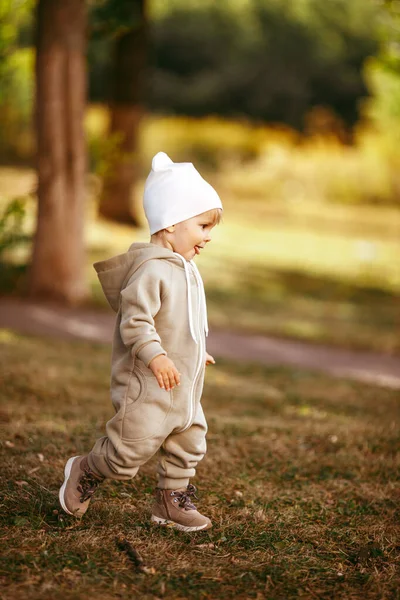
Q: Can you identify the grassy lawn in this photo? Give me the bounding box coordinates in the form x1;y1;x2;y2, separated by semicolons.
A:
1;331;399;599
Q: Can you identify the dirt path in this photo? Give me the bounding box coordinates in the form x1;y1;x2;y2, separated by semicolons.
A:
1;297;399;390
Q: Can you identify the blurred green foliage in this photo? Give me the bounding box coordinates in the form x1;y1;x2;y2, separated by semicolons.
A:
89;0;144;39
362;0;400;141
0;195;29;291
145;0;379;129
88;0;380;130
0;196;27;256
378;0;400;74
0;0;35;161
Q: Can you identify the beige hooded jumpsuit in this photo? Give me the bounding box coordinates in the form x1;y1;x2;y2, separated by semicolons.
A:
87;243;209;489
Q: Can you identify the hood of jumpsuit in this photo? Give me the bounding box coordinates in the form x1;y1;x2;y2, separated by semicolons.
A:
93;243;208;344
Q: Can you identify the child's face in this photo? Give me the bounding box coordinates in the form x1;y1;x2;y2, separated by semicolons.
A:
168;212;216;261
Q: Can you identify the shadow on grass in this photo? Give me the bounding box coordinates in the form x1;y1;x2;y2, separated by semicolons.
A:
205;260;400;352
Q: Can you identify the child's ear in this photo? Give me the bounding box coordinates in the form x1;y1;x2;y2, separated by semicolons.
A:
165;225;176;233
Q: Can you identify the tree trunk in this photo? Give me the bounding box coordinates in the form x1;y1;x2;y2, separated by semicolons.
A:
99;0;147;225
30;0;87;304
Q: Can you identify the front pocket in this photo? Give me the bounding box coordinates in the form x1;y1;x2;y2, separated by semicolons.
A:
122;366;173;441
125;367;147;414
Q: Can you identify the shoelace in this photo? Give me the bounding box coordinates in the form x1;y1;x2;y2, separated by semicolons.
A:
78;469;102;503
171;484;199;510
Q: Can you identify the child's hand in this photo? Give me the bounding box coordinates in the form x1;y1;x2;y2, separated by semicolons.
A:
149;355;181;391
205;352;216;366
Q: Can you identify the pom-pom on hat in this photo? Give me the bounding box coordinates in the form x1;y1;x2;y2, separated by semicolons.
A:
143;152;223;235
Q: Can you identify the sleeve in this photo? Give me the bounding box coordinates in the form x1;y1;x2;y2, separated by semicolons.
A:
119;262;169;367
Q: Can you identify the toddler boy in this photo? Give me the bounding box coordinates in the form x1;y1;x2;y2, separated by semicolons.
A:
59;152;223;531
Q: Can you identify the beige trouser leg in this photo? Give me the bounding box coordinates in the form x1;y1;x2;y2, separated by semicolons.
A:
87;433;163;480
157;403;207;489
87;402;207;487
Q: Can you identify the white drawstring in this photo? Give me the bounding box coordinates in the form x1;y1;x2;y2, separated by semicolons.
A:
172;253;208;343
173;253;198;344
190;260;209;337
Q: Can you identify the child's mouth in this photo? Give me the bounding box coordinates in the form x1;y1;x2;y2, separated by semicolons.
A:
194;246;201;255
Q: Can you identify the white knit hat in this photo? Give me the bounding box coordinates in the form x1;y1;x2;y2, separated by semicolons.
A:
143;152;223;235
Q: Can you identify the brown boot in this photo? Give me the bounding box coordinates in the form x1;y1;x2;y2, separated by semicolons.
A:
59;455;103;517
151;484;212;532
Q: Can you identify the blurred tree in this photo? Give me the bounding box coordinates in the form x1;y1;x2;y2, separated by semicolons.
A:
91;0;148;225
30;0;87;304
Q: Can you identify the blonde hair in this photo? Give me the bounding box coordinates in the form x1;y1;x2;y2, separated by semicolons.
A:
198;208;223;226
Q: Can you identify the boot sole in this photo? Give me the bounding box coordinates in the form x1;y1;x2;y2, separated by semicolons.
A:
151;514;212;532
59;455;80;516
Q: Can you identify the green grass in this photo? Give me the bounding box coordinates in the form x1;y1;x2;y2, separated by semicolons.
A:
1;331;399;599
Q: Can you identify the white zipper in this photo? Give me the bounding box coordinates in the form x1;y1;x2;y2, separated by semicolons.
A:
178;265;204;433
